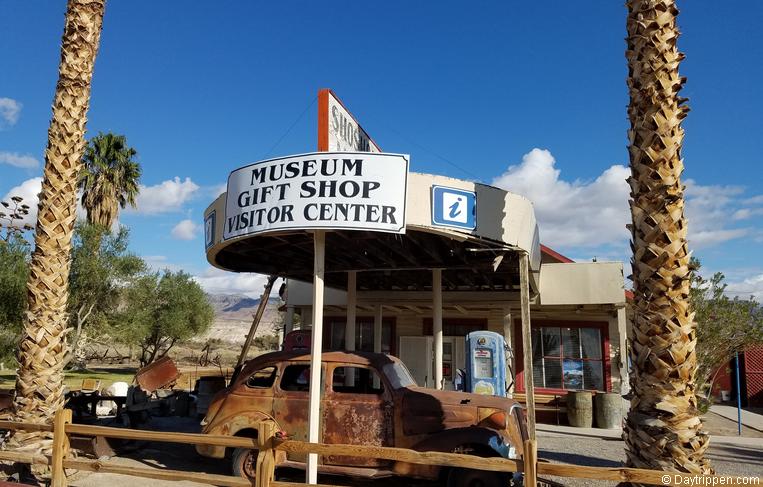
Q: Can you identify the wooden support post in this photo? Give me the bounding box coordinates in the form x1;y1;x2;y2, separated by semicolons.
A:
519;254;536;440
51;408;72;487
616;306;629;395
373;304;382;354
432;269;443;390
345;271;357;387
237;275;278;369
306;230;325;485
346;271;357;351
255;422;276;487
502;306;514;395
523;439;537;487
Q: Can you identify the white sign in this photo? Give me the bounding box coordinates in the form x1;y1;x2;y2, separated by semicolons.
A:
319;89;381;152
223;152;408;240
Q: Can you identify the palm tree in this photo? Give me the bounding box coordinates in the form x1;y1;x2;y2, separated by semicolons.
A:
12;0;105;448
624;0;712;475
79;132;141;229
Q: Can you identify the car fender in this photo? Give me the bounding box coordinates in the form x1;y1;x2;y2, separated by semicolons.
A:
197;411;279;459
410;426;515;458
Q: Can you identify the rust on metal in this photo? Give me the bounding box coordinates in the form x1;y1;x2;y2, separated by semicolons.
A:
197;350;528;481
134;356;180;393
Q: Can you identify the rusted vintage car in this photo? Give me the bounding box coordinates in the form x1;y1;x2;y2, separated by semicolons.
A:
197;350;527;486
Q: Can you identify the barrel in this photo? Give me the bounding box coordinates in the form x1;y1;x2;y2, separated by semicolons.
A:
594;392;623;429
566;391;593;427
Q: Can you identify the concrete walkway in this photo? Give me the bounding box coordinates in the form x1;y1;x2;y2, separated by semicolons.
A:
711;404;763;432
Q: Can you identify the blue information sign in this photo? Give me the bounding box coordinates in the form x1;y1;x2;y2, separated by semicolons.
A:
431;185;476;230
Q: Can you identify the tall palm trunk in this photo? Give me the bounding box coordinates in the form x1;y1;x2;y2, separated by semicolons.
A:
12;0;105;445
624;0;712;475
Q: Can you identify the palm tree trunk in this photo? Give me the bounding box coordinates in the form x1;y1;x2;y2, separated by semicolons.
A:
11;0;105;448
624;0;712;476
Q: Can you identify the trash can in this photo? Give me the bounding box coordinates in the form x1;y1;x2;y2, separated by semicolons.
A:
594;392;622;429
566;391;593;428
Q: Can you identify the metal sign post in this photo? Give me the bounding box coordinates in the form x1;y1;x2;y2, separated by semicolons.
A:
306;230;325;484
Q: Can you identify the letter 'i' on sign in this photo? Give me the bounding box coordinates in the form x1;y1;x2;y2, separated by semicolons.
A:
431;185;476;230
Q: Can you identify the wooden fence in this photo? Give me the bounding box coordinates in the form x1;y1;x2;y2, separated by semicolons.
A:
0;410;759;487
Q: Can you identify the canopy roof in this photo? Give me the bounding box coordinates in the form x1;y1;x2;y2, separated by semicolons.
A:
204;172;541;292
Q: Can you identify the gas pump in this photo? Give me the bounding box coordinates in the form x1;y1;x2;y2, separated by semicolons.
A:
464;331;508;397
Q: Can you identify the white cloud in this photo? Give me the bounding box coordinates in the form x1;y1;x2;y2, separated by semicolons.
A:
490;148;761;257
0;151;39;168
0;97;22;128
743;195;763;205
131;177;199;214
2;177;88;229
684;180;753;249
193;266;268;298
2;177;42;227
171;219;200;240
725;273;763;302
690;229;750;248
491;148;631;250
732;208;763;221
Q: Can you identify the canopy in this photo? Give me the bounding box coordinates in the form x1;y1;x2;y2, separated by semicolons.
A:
204;172;542;292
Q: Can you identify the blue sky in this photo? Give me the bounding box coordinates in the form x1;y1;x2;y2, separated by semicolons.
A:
1;1;761;298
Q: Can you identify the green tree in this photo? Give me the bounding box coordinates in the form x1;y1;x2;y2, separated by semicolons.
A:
118;270;214;366
79;132;141;229
690;259;763;396
0;196;33;366
0;234;31;366
67;222;146;367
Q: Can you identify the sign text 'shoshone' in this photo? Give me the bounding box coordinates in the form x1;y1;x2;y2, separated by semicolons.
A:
223;152;408;240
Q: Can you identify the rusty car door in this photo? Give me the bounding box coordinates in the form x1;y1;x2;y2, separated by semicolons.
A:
272;362;323;463
322;364;393;467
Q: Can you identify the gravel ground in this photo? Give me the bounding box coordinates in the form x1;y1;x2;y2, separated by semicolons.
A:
537;435;763;487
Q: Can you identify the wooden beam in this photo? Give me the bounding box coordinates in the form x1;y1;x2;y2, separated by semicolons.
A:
519;253;536;440
523;440;538;487
454;305;468;315
51;408;72;487
403;305;423;314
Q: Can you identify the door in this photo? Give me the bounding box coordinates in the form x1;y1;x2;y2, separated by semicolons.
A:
398;336;432;387
442;336;466;390
272;362;322;463
322;365;393;467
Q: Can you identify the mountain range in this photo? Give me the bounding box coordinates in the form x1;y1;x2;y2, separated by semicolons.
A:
204;294;283;345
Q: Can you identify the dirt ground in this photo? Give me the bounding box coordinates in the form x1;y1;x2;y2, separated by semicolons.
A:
63;413;763;487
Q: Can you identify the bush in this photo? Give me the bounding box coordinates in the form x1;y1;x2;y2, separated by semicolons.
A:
254;333;280;351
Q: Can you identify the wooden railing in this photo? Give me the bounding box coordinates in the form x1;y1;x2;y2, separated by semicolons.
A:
0;410;759;487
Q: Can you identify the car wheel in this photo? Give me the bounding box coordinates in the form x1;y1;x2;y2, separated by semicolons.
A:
231;447;259;481
447;468;510;487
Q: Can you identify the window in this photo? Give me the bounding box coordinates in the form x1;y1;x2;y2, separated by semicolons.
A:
332;366;384;395
280;364;311;392
531;325;604;391
246;366;277;389
382;362;416;389
327;319;395;354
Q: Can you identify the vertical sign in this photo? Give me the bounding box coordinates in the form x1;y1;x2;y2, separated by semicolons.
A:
204;211;216;249
318;89;382;152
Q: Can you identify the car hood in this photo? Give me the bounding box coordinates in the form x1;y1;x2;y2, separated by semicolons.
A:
402;386;517;409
